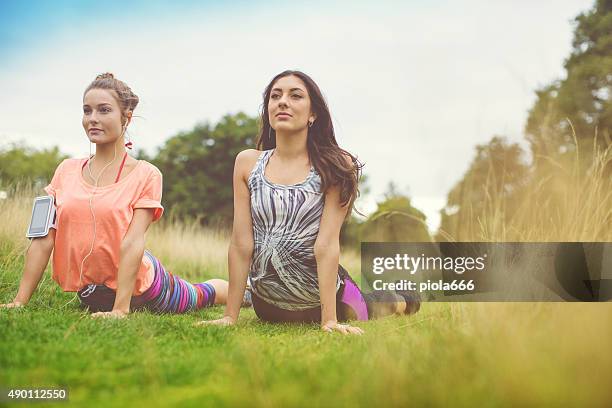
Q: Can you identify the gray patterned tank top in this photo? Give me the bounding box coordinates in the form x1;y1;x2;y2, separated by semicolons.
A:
247;149;341;310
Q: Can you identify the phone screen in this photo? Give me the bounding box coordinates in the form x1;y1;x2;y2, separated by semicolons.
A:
29;199;51;234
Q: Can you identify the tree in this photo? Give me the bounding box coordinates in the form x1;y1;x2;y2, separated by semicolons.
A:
151;112;258;224
360;183;431;243
437;136;529;241
526;0;612;161
0;142;68;188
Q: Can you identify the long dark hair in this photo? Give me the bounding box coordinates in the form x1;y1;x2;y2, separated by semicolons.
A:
256;70;363;213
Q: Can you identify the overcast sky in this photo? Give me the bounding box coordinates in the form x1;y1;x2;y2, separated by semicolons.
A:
0;0;592;232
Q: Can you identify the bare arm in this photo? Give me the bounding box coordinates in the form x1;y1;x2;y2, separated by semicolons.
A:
315;185;363;335
198;150;258;326
1;230;56;308
91;208;153;318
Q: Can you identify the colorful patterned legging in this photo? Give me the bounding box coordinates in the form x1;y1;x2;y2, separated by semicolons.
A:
78;251;216;314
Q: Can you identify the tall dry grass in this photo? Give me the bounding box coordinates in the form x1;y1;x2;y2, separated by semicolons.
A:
0;183;38;263
440;132;612;242
146;220;230;279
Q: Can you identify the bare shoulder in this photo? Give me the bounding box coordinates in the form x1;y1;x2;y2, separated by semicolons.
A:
235;149;263;179
236;149;261;163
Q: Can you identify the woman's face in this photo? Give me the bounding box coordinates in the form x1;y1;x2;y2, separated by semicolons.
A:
82;88;125;145
268;75;315;133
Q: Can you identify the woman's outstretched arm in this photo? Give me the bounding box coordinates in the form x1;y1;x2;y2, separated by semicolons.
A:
91;208;153;318
198;150;258;326
1;230;56;308
314;185;363;335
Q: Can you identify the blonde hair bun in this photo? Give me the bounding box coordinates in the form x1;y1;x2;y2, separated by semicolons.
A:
85;73;139;115
95;72;115;80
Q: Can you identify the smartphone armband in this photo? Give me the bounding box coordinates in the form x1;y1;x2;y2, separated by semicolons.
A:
26;196;57;239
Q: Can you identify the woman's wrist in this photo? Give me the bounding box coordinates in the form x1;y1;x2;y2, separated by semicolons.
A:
320;299;338;326
222;314;237;324
111;302;130;314
13;296;28;306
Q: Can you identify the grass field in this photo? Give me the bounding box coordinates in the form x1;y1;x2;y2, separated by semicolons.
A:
1;146;612;408
2;252;611;407
2;236;612;406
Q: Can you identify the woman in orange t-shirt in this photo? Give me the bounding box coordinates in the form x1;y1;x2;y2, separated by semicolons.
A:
1;73;232;318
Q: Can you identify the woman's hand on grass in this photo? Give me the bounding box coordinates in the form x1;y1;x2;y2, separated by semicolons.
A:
321;320;364;335
0;300;25;309
91;309;128;319
195;316;236;327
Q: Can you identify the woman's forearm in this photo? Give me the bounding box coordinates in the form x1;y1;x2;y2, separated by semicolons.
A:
315;245;341;325
14;233;55;305
224;242;252;322
113;237;145;314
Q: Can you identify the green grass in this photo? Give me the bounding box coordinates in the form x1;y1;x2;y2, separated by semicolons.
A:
1;242;611;408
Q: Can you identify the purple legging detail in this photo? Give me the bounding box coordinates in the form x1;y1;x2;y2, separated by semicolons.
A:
251;265;370;323
340;277;369;321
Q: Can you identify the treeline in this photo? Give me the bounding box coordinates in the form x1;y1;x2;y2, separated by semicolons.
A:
0;113;432;245
0;144;68;188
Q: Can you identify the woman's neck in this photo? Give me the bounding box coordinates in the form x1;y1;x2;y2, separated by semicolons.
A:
274;129;309;161
93;139;125;163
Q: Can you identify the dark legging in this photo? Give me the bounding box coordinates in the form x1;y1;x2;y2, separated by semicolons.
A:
251;266;418;323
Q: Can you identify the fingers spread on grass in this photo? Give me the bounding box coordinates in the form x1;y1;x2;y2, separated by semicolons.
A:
321;322;363;335
194;320;213;326
91;311;127;319
0;302;24;309
195;317;234;327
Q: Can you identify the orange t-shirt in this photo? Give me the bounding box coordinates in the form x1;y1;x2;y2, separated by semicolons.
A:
44;158;164;295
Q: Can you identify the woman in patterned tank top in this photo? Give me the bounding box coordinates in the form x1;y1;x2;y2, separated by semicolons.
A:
199;71;420;334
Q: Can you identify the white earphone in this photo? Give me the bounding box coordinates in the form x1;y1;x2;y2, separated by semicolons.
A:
63;122;128;307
